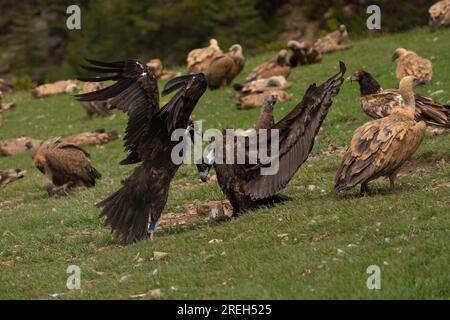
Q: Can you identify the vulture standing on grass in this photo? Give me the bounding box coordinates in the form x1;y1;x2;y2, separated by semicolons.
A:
79;82;114;118
206;44;245;89
429;0;450;31
76;59;207;243
287;40;322;67
244;50;291;83
187;38;223;74
392;48;433;83
0;169;26;189
313;25;352;55
196;62;346;214
27;138;101;196
347;70;450;128
334;76;427;195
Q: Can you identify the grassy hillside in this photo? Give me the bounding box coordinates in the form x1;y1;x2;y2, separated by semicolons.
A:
0;27;449;299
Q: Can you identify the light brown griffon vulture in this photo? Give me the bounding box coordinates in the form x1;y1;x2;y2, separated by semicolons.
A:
27;138;101;196
187;38;223;74
234;76;293;109
0;169;26;189
244;49;291;83
79;82;114;118
287;40;322;67
146;59;177;80
206;44;245;89
429;0;450;31
347;70;450;128
334;76;427;195
313;25;352;55
392;48;433;83
31;80;78;98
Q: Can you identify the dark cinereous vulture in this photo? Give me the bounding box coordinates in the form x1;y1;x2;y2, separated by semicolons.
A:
429;0;450;31
244;49;291;83
0;169;26;189
79;82;114;118
187;38;223;74
392;48;433;83
76;59;207;243
334;76;427;195
255;95;277;130
196;62;346;214
287;40;322;67
206;44;245;89
28;138;101;196
347;70;450;128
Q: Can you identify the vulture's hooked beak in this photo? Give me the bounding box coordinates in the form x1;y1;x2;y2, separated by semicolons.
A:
391;52;400;62
345;75;358;83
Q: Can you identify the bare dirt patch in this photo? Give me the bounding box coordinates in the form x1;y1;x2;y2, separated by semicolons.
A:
398;156;449;177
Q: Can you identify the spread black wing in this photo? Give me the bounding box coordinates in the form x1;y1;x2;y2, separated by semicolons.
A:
76;59;159;164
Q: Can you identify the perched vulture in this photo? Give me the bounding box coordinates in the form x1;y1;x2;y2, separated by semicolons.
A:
187;38;223;74
392;48;433;83
206;44;245;89
28;138;101;196
429;0;450;31
196;62;346;214
347;70;450;128
146;59;177;80
234;76;293;109
313;25;352;55
63;129;119;146
0;169;26;189
244;50;291;83
255;95;277;130
79;82;113;118
31;80;78;98
334;76;426;195
287;40;322;67
76;59;207;243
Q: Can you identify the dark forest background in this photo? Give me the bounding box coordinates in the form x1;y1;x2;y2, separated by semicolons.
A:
0;0;436;83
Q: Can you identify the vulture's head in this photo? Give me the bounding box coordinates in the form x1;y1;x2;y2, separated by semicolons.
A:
392;48;407;62
263;94;278;111
346;70;370;83
209;38;219;47
287;40;304;52
339;24;348;37
277;49;290;65
346;70;381;95
229;44;243;55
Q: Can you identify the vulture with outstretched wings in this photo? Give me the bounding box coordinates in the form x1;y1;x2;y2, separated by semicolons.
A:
196;62;346;214
347;70;450;128
76;59;207;243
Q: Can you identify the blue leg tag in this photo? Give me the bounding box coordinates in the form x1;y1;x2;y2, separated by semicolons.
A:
149;221;156;231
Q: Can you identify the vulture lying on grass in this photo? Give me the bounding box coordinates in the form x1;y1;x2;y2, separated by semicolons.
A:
244;50;291;83
234;76;293;109
147;59;177;80
0;169;26;189
392;48;433;83
31;80;78;98
77;59;207;243
79;82;114;118
196;62;346;214
187;38;223;74
429;0;450;31
334;76;426;195
206;44;245;89
287;40;322;67
27;138;101;196
313;25;352;55
347;70;450;128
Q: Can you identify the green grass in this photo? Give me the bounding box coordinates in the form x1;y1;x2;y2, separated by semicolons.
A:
0;27;449;299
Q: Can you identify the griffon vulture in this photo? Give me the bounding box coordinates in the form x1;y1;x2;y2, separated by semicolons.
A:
334;76;426;195
76;59;207;243
147;59;177;80
313;25;352;55
196;62;346;214
244;50;291;83
206;44;245;89
429;0;450;31
287;40;322;67
392;48;433;83
31;80;78;98
187;38;223;74
347;70;450;128
27;138;101;196
0;169;25;189
79;82;114;118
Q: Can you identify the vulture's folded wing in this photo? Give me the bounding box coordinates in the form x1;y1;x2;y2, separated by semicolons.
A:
242;61;346;200
414;94;450;128
76;59;159;164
